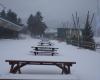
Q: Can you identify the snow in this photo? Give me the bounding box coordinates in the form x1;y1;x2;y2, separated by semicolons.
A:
0;74;78;80
94;37;100;43
0;37;100;80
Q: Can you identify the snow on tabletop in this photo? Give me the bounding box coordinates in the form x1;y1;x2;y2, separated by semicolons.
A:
5;56;76;62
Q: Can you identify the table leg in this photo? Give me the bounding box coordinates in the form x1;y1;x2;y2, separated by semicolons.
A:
10;64;14;73
67;65;71;74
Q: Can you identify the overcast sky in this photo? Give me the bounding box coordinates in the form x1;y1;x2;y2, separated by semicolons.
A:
0;0;99;27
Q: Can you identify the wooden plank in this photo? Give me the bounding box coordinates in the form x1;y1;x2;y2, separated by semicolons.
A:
31;46;58;49
33;49;57;51
5;60;76;64
33;51;58;56
34;51;57;53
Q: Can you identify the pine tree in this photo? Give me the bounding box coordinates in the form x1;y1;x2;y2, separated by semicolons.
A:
17;18;22;26
34;11;44;36
6;9;17;24
27;11;47;37
82;11;95;50
0;9;6;19
35;11;47;36
27;14;34;36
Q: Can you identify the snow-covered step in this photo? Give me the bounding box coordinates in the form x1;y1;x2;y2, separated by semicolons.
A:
0;74;79;80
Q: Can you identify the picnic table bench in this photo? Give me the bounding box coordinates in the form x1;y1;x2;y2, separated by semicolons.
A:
31;46;58;56
32;46;58;51
31;51;58;56
38;41;54;46
5;60;76;74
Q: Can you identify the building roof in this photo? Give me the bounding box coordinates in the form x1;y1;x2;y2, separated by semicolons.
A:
0;17;23;31
45;28;57;33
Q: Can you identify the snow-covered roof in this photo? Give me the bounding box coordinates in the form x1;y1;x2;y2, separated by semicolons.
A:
0;17;23;31
45;28;57;33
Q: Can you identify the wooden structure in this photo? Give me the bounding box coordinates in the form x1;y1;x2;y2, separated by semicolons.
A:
0;17;23;38
38;41;53;46
57;28;82;41
38;39;54;46
31;46;58;56
5;60;76;74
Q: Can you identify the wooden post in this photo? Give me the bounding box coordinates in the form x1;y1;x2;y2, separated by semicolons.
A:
62;64;64;74
10;64;14;73
34;52;37;56
67;65;71;74
52;53;54;56
17;63;21;74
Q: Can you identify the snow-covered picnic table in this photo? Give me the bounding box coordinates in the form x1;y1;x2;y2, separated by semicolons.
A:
5;57;76;74
38;39;54;46
31;46;59;56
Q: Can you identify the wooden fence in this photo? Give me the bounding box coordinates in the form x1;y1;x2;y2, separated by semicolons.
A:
67;40;96;50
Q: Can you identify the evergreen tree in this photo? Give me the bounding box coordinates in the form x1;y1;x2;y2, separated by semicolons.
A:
0;9;6;19
0;9;22;26
17;18;22;26
27;14;34;36
6;9;17;24
35;11;47;36
82;11;95;50
27;11;47;37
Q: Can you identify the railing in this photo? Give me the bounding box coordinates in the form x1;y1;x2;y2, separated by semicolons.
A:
67;40;96;50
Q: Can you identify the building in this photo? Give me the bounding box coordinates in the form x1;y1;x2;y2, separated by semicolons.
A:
44;28;57;39
57;28;66;40
57;28;82;41
0;17;23;38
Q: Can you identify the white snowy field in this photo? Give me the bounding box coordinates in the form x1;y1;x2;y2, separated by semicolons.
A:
0;37;100;80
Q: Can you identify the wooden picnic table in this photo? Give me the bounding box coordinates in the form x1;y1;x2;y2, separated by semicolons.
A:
31;46;59;56
32;46;58;51
5;60;76;74
38;41;54;46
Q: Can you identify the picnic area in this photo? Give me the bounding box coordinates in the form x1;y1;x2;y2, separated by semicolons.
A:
0;38;100;80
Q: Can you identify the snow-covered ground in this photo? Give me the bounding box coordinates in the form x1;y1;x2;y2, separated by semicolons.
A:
0;37;100;80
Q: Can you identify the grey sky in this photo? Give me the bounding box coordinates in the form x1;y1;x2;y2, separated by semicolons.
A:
0;0;99;27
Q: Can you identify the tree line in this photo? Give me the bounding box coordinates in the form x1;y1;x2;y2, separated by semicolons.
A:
0;9;95;50
0;9;22;26
0;9;47;37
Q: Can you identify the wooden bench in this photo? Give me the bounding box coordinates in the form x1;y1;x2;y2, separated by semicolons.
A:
5;60;76;74
32;46;58;51
31;46;58;56
38;41;54;46
33;51;58;56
